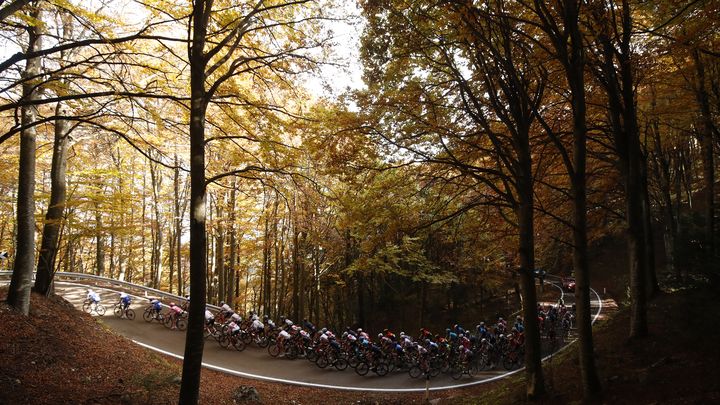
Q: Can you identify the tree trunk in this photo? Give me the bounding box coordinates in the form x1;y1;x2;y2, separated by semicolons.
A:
149;154;163;289
227;182;237;306
516;140;545;400
95;204;104;276
641;157;659;297
34;102;70;295
8;2;41;315
292;227;301;321
215;202;225;304
178;2;209;402
693;49;716;271
596;2;648;338
174;153;184;295
650;109;679;280
565;0;601;393
620;2;648;337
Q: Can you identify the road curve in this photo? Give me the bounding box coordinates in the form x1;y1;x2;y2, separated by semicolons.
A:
54;279;602;392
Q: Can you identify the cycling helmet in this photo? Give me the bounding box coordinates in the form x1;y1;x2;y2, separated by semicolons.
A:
378;333;383;339
169;302;176;307
220;301;225;305
321;327;328;334
356;328;362;333
263;315;269;321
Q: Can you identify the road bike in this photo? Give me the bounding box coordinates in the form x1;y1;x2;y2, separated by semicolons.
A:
82;299;105;316
113;302;135;320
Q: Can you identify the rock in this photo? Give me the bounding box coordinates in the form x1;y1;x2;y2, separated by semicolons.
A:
231;386;260;402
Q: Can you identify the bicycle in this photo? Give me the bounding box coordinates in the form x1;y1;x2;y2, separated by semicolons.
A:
164;311;187;331
82;299;106;316
113;302;135;320
219;330;247;351
142;303;165;324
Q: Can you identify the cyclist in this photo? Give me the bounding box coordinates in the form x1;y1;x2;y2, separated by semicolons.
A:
514;315;524;333
168;302;184;330
302;318;316;334
279;316;294;331
149;298;162;318
204;308;215;326
263;315;276;332
219;301;233;319
119;292;131;317
251;315;264;332
87;289;100;305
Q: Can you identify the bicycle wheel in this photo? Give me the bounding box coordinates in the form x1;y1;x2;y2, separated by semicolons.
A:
177;318;187;331
355;362;369;376
82;301;91;313
268;343;281;357
143;308;153;322
334;357;348;371
286;345;299;360
375;362;389;377
163;315;173;328
450;365;463;380
232;337;246;352
429;364;441;378
96;304;105;316
219;335;231;349
409;366;423;379
241;331;252;345
257;335;269;348
467;363;479;378
348;355;359;369
114;305;122;317
316;356;329;369
126;309;136;320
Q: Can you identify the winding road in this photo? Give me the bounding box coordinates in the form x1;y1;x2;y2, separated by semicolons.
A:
25;274;601;392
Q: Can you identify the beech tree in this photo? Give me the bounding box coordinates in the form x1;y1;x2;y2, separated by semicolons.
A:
7;1;42;315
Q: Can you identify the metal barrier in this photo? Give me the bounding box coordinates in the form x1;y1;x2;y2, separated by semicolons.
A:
0;270;220;311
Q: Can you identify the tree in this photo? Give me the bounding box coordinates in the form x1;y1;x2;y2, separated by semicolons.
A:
588;0;650;338
7;1;42;315
523;0;602;396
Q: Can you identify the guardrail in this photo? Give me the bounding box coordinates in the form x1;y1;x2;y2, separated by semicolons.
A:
0;270;221;311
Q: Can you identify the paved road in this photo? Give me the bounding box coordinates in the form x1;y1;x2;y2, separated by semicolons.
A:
55;280;600;392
